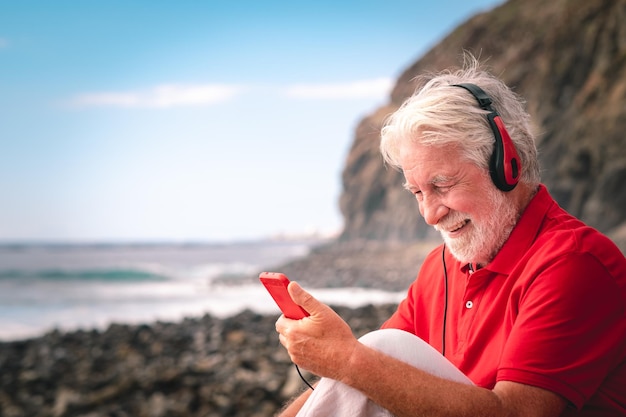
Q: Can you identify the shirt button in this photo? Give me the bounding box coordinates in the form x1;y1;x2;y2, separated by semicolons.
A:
465;301;473;309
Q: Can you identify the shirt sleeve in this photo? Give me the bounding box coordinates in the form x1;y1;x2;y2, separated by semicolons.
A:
381;281;416;333
497;251;626;409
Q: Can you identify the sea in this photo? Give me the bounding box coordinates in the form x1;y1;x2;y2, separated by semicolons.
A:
0;240;405;342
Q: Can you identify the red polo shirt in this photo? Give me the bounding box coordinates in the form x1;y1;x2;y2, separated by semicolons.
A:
382;185;626;415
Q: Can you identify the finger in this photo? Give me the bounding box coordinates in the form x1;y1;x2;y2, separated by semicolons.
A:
287;281;326;316
275;315;286;333
278;333;287;348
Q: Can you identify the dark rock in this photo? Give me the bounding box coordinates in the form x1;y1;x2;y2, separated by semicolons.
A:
0;306;396;417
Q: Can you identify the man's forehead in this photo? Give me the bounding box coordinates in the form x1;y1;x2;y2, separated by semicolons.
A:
401;146;471;185
400;142;462;163
401;147;463;173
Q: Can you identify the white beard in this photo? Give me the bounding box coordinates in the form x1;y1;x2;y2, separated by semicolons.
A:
436;187;519;265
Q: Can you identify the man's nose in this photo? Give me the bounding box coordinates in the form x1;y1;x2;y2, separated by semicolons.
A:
419;194;448;226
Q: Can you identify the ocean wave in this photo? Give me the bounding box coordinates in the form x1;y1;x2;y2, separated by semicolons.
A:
0;268;169;282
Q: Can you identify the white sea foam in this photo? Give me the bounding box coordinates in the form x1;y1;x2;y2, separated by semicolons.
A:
0;283;404;341
0;241;404;341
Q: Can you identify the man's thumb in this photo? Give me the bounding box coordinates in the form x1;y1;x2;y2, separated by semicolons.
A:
288;281;321;314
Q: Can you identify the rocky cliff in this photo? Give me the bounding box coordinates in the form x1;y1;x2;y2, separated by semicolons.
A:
339;0;626;251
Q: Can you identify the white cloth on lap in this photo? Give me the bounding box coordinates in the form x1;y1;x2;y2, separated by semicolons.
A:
296;328;474;417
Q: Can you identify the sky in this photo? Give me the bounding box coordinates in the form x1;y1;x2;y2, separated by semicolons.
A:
0;0;503;243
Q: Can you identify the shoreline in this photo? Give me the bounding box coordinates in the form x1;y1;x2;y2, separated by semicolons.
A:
0;284;407;343
1;238;432;344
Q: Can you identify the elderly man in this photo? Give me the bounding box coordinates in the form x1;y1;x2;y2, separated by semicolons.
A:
275;56;626;417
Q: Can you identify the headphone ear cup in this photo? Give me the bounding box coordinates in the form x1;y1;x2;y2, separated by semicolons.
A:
452;83;522;191
487;113;521;191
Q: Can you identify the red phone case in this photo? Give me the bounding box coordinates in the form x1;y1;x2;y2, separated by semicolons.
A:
259;272;309;319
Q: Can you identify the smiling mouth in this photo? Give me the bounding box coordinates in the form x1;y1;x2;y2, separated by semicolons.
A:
440;219;470;234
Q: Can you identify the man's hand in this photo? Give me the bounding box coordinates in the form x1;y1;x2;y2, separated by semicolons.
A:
275;282;358;381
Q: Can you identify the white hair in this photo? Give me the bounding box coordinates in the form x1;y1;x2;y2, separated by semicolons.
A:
380;54;540;186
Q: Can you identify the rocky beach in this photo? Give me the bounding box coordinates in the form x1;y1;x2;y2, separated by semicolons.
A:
0;303;398;417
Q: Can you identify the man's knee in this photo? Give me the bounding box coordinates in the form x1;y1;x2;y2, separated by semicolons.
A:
358;329;473;385
358;328;428;359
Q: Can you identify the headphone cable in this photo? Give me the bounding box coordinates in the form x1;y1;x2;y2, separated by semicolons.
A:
295;364;315;390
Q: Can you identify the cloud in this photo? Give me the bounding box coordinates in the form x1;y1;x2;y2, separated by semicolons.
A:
66;78;394;109
284;78;393;100
69;83;244;109
0;38;9;49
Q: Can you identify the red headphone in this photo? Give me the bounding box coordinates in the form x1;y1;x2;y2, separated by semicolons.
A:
453;83;521;191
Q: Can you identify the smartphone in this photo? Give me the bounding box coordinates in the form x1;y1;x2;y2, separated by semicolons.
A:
259;272;310;319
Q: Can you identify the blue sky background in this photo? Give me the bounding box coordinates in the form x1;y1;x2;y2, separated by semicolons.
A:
0;0;502;242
